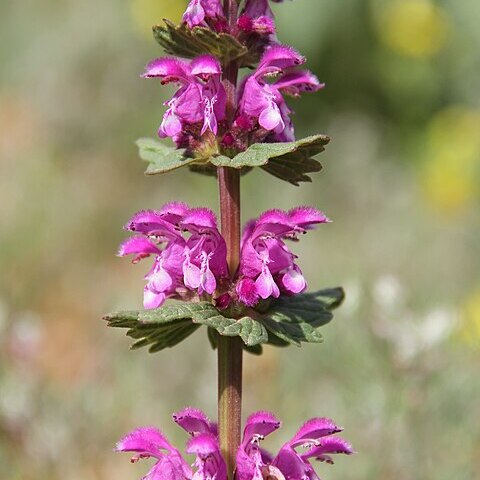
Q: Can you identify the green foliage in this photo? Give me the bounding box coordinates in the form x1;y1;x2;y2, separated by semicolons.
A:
263;287;345;346
105;288;344;354
153;20;248;64
137;138;199;174
138;135;329;185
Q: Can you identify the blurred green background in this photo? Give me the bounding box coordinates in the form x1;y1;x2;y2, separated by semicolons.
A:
1;0;479;478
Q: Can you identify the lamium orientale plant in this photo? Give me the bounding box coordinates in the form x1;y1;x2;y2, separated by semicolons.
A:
104;1;354;479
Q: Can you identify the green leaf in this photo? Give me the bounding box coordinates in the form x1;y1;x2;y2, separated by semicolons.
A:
262;287;345;346
206;327;264;355
137;135;329;183
104;302;220;353
244;344;263;355
263;317;324;346
104;288;344;353
210;134;329;185
153;20;247;64
136;138;200;174
194;314;268;346
236;317;269;346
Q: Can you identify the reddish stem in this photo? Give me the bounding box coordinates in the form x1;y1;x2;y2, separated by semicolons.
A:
218;2;242;480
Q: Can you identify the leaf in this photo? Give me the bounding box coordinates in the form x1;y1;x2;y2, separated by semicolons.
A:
210;134;329;185
105;302;268;351
262;287;345;346
236;317;269;346
137;138;200;174
263;317;324;346
104;302;220;353
153;20;247;64
137;135;329;183
206;327;264;355
194;314;268;346
104;288;344;353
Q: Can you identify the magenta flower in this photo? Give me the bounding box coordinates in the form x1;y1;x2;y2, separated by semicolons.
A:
143;55;226;143
117;409;352;480
238;0;276;35
236;207;330;306
237;45;323;142
116;409;226;480
236;412;354;480
183;0;226;31
118;202;228;309
119;204;328;309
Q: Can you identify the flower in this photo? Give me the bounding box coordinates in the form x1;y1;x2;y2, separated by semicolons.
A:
238;0;276;35
116;410;352;480
237;45;323;142
118;202;228;309
183;0;226;31
237;412;354;480
143;55;226;144
119;204;328;309
116;408;226;480
236;207;330;306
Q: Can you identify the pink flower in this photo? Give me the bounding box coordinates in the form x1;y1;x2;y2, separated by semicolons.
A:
116;410;352;480
236;207;330;306
143;55;226;143
183;0;226;31
237;413;354;480
237;45;323;142
238;0;276;35
116;409;225;480
118;202;228;309
119;204;329;309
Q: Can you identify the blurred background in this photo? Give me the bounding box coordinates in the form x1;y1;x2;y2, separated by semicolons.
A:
1;0;479;478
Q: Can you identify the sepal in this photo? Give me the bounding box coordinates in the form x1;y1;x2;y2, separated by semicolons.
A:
153;20;248;64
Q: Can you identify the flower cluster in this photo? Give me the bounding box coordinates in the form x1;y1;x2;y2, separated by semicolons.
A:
144;1;321;151
236;45;323;144
183;0;287;35
119;202;228;309
116;409;353;480
236;207;330;306
143;55;226;143
119;203;328;309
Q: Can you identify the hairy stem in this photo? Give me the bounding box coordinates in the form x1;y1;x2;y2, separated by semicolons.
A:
217;168;242;480
218;3;242;479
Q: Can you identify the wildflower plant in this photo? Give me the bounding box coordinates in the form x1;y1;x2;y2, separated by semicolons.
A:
104;1;353;479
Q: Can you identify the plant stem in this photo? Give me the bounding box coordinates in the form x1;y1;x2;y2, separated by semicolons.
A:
217;167;242;480
218;4;242;479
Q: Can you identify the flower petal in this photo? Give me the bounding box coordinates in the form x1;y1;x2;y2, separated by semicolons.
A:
183;260;202;289
115;427;173;457
289;418;342;448
259;101;284;131
255;268;280;299
143;287;165;309
303;436;355;460
173;407;215;436
191;54;222;77
143;57;190;82
182;208;218;230
274;71;324;96
183;0;206;28
281;267;306;294
243;411;281;445
259;45;305;74
118;237;161;258
288;206;330;229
